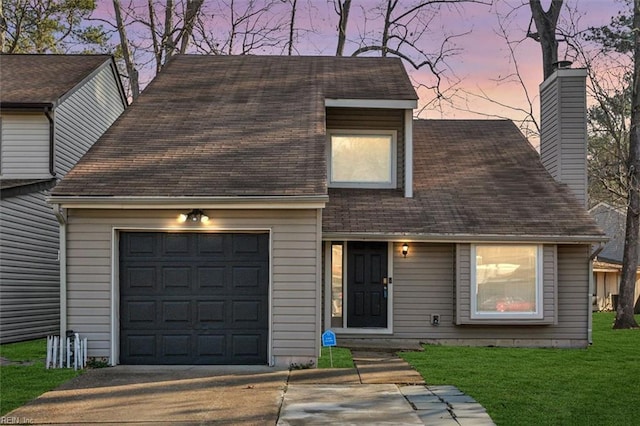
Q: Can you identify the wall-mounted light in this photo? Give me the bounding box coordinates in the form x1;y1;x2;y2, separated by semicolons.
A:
402;243;409;258
177;209;209;224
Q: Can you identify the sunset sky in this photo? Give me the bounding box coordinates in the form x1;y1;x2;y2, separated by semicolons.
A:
97;0;626;142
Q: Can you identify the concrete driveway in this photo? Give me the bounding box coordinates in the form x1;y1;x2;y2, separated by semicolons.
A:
7;365;289;425
6;353;494;425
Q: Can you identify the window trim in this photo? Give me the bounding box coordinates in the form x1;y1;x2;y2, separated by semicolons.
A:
470;244;544;320
328;129;397;188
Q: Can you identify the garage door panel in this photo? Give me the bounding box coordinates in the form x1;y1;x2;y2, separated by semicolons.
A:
197;234;225;254
232;300;263;323
197;267;226;289
232;266;263;289
162;335;191;357
162;301;192;324
232;333;263;358
126;335;156;357
162;267;192;290
123;301;157;325
125;234;157;256
197;334;226;356
163;234;191;254
126;267;156;290
120;232;269;365
197;301;226;324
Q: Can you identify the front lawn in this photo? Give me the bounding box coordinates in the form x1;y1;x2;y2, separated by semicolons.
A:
400;312;640;425
317;346;354;368
0;339;82;415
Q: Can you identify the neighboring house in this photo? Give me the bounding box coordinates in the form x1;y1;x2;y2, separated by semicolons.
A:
589;202;640;312
49;56;605;367
0;54;127;344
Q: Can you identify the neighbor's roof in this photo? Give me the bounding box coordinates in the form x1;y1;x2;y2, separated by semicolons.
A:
589;202;631;263
323;120;605;240
52;55;417;198
0;54;113;107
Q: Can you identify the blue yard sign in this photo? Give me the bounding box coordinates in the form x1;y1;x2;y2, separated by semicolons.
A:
322;330;336;347
321;330;337;367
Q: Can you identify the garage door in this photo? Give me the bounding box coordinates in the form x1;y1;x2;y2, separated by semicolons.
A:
119;232;269;365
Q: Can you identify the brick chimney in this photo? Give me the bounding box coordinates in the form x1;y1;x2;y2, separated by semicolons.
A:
539;65;588;207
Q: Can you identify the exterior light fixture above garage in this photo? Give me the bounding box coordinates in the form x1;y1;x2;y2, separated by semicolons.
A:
177;209;209;223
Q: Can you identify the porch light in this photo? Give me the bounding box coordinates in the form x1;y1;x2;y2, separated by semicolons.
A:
177;209;209;223
402;243;409;258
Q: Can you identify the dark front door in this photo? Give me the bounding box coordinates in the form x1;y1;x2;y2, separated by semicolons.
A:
119;232;269;365
347;242;388;328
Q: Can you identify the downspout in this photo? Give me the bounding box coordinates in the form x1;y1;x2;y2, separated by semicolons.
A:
588;242;605;345
44;106;56;177
53;204;67;361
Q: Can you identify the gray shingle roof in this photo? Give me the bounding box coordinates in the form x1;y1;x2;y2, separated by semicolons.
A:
323;120;605;239
590;203;628;263
52;55;417;197
0;54;112;106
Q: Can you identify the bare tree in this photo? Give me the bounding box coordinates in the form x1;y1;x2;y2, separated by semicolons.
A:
349;0;492;99
286;0;297;55
0;0;6;51
113;0;140;99
527;0;562;80
180;0;204;53
615;0;640;329
192;0;287;55
334;0;351;56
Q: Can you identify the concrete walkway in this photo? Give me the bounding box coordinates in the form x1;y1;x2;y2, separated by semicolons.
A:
280;351;495;425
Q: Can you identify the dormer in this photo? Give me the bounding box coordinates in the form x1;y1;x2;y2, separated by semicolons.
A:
325;100;416;197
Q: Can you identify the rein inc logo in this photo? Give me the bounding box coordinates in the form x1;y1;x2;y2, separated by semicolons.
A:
0;417;34;424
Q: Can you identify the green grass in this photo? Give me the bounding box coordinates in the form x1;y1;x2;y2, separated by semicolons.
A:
317;346;355;368
400;312;640;425
0;339;82;415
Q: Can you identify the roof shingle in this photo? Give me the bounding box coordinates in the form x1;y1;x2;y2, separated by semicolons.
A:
0;54;112;105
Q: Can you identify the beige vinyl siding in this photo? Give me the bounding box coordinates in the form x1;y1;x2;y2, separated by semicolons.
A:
65;208;320;364
0;191;59;343
343;243;589;347
55;63;126;176
326;107;405;190
0;114;50;178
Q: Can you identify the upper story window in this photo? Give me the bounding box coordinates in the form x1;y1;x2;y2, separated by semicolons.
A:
471;244;543;320
328;129;396;188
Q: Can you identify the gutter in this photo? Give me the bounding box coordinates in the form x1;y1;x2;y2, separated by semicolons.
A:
322;232;609;244
44;106;56;177
588;242;606;345
53;205;67;356
48;195;329;210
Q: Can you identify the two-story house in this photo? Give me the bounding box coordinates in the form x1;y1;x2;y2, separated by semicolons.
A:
0;54;127;343
49;56;605;367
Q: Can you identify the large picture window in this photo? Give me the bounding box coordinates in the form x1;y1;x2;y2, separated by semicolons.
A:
471;245;543;319
329;130;396;188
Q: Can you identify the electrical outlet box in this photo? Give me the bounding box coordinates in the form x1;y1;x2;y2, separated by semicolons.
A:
431;314;440;326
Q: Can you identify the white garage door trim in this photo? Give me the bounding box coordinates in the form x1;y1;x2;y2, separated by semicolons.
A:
110;227;273;366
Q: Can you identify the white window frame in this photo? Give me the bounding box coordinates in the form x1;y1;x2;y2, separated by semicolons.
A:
470;244;544;320
328;129;397;188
